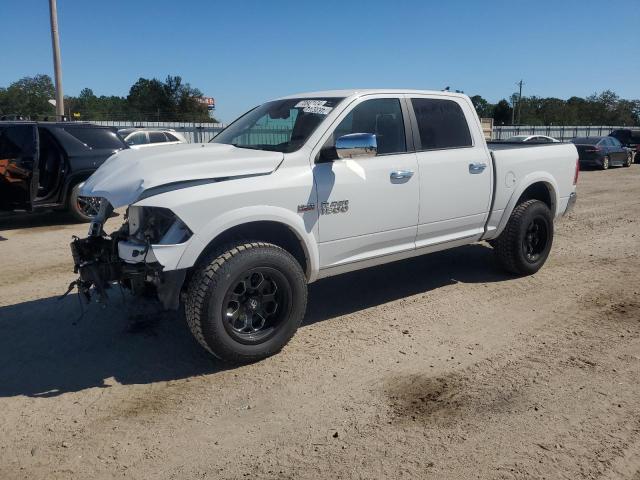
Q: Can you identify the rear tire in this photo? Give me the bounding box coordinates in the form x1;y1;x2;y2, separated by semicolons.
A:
67;183;100;222
493;199;554;276
185;242;307;363
601;155;610;170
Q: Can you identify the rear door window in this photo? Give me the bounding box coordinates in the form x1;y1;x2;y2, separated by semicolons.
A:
127;132;148;145
0;125;36;159
62;126;125;150
411;98;472;150
149;131;166;143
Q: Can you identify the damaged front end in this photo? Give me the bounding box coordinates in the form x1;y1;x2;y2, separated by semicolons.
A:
69;199;189;309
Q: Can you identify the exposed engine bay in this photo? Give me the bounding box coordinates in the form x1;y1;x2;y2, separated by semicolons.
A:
68;199;188;309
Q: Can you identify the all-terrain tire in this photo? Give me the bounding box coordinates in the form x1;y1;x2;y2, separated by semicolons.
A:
493;199;554;276
185;242;307;363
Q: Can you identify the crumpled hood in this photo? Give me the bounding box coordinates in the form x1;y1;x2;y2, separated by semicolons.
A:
81;143;284;207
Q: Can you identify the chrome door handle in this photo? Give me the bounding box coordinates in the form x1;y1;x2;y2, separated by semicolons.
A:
469;162;487;174
390;170;414;180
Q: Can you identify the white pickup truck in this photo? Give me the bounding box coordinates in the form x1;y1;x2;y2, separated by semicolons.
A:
72;89;578;363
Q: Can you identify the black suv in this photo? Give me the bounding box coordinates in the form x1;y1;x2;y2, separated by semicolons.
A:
0;122;127;221
609;128;640;163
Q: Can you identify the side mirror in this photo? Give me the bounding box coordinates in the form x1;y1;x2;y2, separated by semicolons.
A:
336;133;377;159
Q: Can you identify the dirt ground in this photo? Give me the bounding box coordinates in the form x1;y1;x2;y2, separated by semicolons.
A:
0;165;639;479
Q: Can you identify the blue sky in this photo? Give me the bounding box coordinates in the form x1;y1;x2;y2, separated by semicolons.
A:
1;0;638;123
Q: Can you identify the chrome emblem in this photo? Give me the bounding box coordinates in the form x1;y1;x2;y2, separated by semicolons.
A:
297;203;315;213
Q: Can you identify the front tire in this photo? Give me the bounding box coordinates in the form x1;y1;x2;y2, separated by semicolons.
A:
493;199;554;276
624;152;632;167
68;183;100;222
185;242;307;363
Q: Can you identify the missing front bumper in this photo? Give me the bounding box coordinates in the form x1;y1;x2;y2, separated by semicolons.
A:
69;235;185;309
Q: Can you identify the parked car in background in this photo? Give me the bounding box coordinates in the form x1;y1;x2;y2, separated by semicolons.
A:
506;135;559;143
118;128;188;149
609;128;640;163
0;122;127;221
570;136;631;170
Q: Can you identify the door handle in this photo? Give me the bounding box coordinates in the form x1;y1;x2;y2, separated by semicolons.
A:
469;162;487;174
390;170;414;180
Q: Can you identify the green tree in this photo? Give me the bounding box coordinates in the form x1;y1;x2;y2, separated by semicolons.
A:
125;75;211;122
470;95;493;118
493;99;512;125
0;74;55;118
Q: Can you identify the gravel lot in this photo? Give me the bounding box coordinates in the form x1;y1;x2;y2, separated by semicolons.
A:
1;166;639;479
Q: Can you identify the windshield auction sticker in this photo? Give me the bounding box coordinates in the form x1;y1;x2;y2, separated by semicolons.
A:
295;100;327;108
302;105;333;115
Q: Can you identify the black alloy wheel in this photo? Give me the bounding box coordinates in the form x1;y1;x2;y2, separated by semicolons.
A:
222;267;291;344
522;217;549;264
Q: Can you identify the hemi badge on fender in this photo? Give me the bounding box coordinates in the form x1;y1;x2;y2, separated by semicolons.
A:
297;203;315;213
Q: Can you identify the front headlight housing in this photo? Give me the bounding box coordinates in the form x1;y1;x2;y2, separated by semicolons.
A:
127;206;192;245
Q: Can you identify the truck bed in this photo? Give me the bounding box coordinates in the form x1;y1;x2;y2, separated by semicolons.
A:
483;141;578;238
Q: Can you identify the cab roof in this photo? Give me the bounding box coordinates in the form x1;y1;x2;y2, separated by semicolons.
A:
277;89;469;100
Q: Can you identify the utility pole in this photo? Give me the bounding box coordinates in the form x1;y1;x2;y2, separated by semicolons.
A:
48;0;64;120
516;80;524;125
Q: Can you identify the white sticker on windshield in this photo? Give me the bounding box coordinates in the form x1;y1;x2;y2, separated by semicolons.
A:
295;100;327;108
303;105;333;115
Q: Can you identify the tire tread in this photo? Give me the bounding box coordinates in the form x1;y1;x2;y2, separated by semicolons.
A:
184;241;306;363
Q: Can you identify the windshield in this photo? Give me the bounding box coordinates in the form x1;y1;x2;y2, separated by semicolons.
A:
211;97;344;153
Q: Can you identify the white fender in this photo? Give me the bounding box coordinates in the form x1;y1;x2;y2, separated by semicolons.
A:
175;205;321;282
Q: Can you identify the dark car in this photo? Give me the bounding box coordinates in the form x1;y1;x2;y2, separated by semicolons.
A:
570;136;632;170
0;122;126;221
609;128;640;164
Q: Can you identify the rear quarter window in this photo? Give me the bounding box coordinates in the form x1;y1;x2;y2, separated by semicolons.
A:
411;98;472;150
62;126;125;150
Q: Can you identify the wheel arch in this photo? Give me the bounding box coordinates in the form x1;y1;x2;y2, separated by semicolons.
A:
177;207;320;283
494;174;559;239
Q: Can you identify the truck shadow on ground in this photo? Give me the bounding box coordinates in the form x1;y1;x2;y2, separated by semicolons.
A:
0;243;510;398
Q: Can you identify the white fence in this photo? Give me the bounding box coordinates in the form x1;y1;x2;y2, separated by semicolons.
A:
492;125;624;141
88;120;626;144
91;121;225;143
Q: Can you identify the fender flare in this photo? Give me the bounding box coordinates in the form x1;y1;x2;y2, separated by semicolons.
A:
494;172;559;238
175;205;320;282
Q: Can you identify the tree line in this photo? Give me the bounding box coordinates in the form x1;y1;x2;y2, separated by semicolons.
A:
471;91;639;126
1;74;638;126
0;74;216;122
